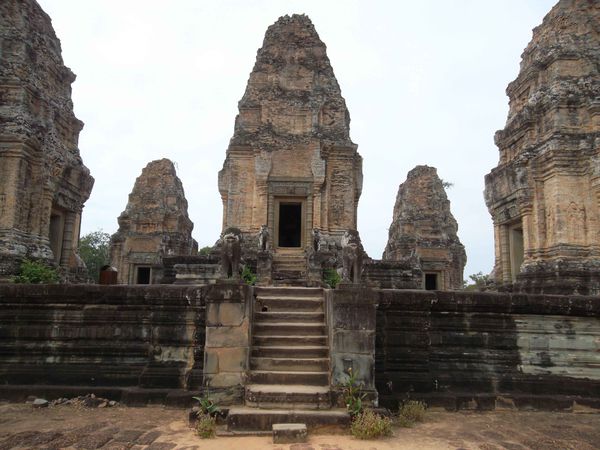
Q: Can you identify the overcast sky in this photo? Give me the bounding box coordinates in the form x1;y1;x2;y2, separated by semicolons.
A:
37;0;556;279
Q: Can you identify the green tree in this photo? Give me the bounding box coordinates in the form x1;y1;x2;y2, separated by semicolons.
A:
79;230;111;282
198;246;212;256
464;271;492;291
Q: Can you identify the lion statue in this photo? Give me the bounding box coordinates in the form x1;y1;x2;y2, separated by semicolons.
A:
341;229;364;284
312;228;327;253
219;227;242;279
257;224;270;252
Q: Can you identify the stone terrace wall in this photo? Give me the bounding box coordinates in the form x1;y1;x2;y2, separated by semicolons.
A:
376;290;600;411
0;285;206;404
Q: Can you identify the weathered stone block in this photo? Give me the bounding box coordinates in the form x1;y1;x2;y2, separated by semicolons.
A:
332;330;375;354
205;322;249;348
331;353;374;387
272;423;307;444
204;347;248;375
206;372;244;388
206;302;246;327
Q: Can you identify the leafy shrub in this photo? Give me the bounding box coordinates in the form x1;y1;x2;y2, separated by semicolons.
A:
396;400;427;427
350;409;392;439
195;412;216;438
340;367;366;416
241;265;257;286
13;259;59;284
323;268;341;288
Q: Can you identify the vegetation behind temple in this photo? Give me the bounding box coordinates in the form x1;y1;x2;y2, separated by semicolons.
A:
79;230;111;282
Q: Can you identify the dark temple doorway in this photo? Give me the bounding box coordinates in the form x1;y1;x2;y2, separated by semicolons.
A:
278;203;302;247
137;267;151;284
425;273;438;290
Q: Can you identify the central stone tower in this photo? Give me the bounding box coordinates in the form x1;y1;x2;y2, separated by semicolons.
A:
218;14;362;264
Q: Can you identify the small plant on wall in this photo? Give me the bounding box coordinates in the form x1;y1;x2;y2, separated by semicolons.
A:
241;265;257;286
12;259;59;284
340;367;366;416
192;388;220;439
323;268;341;288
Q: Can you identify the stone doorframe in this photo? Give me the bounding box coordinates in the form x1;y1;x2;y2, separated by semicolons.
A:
267;178;313;251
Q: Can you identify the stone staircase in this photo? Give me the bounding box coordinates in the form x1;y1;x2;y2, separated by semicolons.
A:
272;252;307;285
227;287;349;433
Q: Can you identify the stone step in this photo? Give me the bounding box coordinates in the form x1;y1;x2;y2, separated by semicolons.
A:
253;335;327;347
227;407;350;432
250;357;329;372
255;287;323;298
252;346;329;358
272;279;314;287
272;423;308;444
273;259;306;267
248;370;329;385
273;270;306;280
245;384;331;410
254;311;325;323
254;322;326;336
255;297;323;312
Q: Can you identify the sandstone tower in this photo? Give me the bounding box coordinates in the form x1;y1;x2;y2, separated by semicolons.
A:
383;166;466;290
484;0;600;295
218;14;363;261
0;0;94;281
110;159;197;284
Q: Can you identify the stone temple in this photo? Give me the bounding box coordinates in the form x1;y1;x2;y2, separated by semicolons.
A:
218;14;363;281
0;0;93;281
485;0;600;295
383;165;466;290
1;1;600;439
110;159;197;284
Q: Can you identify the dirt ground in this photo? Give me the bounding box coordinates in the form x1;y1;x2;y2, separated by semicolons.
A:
0;402;599;450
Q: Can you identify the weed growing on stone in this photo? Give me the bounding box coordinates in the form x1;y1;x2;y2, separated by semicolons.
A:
323;268;341;288
340;367;367;416
195;412;216;438
192;389;220;417
12;259;58;284
350;409;392;439
241;265;257;286
396;400;427;427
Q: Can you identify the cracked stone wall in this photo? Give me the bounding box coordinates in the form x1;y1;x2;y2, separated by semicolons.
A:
484;0;600;295
110;159;197;284
383;165;466;290
0;0;93;280
218;14;363;250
